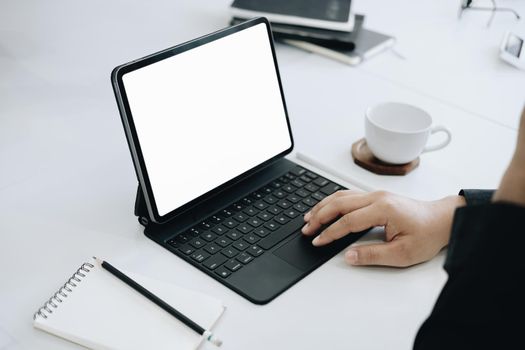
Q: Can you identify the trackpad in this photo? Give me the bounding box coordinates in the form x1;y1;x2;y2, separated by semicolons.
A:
273;234;343;271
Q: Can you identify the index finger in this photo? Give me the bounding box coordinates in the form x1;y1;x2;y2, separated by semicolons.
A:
302;192;370;236
304;190;355;222
312;203;387;246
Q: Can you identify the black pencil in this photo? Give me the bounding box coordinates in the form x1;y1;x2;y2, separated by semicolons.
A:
94;257;222;347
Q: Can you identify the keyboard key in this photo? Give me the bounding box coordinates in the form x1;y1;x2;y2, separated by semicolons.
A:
271;181;282;188
257;212;271;221
233;212;248;222
215;237;232;247
242;197;253;206
221;247;239;258
201;232;217;242
302;197;318;206
179;245;194;255
282;184;296;193
312;192;326;201
261;186;273;194
284;173;296;180
199;221;214;230
267;205;282;215
223;218;238;228
254;201;268;210
320;183;342;196
215;266;231;278
237;223;253;234
299;175;312;183
264;196;278;204
254;227;270;237
203;254;227;270
290;179;305;188
304;183;319;192
273;190;287;198
190;237;205;249
190;250;210;263
232;240;249;251
226;230;242;240
313;178;329;187
259;216;304;250
175;233;190;244
295;189;310;198
243;234;260;244
247;217;263;227
243;206;257;216
289;167;306;177
279;176;290;183
248;245;264;256
275;215;290;225
224;259;243;272
251;191;264;200
212;225;227;235
287;194;301;203
221;208;233;217
277;200;292;209
229;203;244;212
188;228;202;237
264;221;279;231
284;209;300;218
305;171;318;179
293;203;309;212
236;252;254;264
204;243;221;254
210;215;222;224
167;239;180;248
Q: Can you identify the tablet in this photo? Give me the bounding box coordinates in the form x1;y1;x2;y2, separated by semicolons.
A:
111;18;293;224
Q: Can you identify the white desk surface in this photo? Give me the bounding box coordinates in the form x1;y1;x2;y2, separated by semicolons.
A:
1;0;523;349
352;0;525;129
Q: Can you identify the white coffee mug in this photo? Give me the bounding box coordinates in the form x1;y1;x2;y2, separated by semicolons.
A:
365;102;452;164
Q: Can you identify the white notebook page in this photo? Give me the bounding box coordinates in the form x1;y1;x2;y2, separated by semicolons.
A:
33;259;225;350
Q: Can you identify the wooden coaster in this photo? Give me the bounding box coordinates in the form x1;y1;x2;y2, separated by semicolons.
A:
351;138;420;176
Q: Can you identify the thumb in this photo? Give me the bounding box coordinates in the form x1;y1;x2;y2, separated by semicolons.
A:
345;241;409;267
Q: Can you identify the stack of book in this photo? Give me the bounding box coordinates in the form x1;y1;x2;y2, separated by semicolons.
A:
229;0;394;66
229;0;360;51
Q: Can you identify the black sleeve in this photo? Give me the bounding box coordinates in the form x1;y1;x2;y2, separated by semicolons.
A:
458;189;494;206
413;202;525;349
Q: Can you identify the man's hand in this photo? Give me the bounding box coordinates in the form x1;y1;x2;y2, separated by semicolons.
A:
494;107;525;206
302;191;465;267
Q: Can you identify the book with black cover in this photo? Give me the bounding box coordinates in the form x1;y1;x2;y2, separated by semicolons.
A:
284;27;395;66
230;0;354;31
230;16;361;50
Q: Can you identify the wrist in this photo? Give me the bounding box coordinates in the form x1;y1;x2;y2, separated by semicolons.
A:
429;195;466;248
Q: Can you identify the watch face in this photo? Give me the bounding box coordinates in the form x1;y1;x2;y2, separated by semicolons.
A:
505;34;523;57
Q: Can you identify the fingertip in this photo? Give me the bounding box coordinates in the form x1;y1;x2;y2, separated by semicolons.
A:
312;234;332;246
302;223;316;236
345;249;359;265
301;223;310;235
304;211;311;221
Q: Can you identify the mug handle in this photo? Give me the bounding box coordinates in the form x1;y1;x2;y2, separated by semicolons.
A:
422;126;452;153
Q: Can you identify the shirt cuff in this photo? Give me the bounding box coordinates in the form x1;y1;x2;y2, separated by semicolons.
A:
458;189;494;206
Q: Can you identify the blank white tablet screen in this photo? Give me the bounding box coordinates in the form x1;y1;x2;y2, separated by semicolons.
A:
122;23;292;216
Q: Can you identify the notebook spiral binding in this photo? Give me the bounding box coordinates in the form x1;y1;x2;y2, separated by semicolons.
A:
33;262;95;320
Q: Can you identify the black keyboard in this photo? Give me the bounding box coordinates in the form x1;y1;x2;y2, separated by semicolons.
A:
165;166;343;279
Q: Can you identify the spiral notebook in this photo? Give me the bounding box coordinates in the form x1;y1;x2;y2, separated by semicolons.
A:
33;258;225;350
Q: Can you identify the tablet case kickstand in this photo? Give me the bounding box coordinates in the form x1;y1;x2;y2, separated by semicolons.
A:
134;184;150;227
